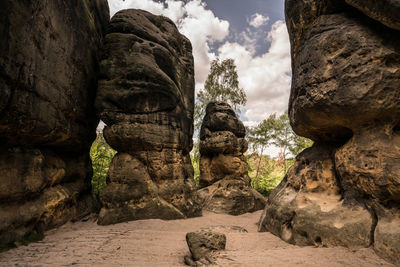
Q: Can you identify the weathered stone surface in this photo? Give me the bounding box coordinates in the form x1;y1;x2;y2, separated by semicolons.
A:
285;0;348;64
200;101;246;138
289;12;400;141
199;102;266;215
0;178;93;246
335;125;400;204
346;0;400;31
259;146;373;248
103;122;191;152
200;131;247;155
96;9;201;224
262;1;400;265
0;0;109;247
199;179;266;216
0;0;108;150
374;211;400;265
186;230;226;261
199;154;248;188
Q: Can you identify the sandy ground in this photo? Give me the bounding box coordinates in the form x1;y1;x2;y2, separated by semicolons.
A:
0;210;394;267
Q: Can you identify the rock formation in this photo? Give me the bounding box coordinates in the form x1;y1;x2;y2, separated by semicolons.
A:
260;0;400;265
198;102;266;215
0;0;109;247
95;9;202;225
185;230;226;265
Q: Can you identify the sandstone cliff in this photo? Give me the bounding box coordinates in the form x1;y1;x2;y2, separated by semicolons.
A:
259;1;400;265
0;0;109;247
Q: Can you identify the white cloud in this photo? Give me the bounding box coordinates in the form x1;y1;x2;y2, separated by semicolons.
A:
218;20;291;125
248;13;270;28
107;0;229;92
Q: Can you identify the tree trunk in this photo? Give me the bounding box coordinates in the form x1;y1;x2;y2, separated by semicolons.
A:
256;146;264;178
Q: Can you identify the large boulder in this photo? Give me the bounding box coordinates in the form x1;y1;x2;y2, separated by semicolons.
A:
260;1;400;265
198;102;266;215
96;9;202;225
186;230;226;261
0;0;109;247
259;145;373;248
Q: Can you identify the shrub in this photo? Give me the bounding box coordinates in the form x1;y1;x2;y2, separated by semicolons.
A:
90;133;116;200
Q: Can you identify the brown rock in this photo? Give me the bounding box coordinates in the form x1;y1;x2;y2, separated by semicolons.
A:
335;125;400;204
0;0;109;247
346;0;400;30
199;179;266;216
262;1;400;265
259;145;372;248
289;12;400;141
199;154;249;188
285;0;348;65
199;131;247;155
199;102;266;215
96;9;201;224
200;102;246;138
186;230;226;261
374;211;400;265
0;0;109;150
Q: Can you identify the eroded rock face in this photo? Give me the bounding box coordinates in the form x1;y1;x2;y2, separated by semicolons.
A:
96;9;201;225
289;11;400;141
259;145;373;248
186;230;226;261
261;1;400;265
0;0;109;247
346;0;400;31
198;102;266;215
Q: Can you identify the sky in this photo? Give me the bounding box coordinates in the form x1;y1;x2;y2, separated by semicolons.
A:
106;0;291;128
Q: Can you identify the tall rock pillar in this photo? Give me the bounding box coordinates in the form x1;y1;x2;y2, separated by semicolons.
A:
198;101;266;215
96;9;202;225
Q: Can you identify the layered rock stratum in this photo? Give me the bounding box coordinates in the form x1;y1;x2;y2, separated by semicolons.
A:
260;0;400;265
0;0;109;247
198;102;266;215
96;9;202;225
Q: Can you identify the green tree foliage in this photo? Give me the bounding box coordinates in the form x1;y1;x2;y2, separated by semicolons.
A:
247;111;313;196
290;134;314;156
247;115;277;179
248;155;285;196
90;133;116;200
194;58;247;130
191;141;201;187
272;112;293;173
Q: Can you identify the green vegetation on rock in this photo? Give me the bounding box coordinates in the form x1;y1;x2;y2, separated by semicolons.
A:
90;133;116;200
247;112;312;196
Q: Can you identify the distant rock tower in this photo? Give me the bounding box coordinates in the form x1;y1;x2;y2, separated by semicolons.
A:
95;9;202;225
198;101;266;215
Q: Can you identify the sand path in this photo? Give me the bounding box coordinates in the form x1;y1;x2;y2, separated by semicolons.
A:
0;211;393;266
